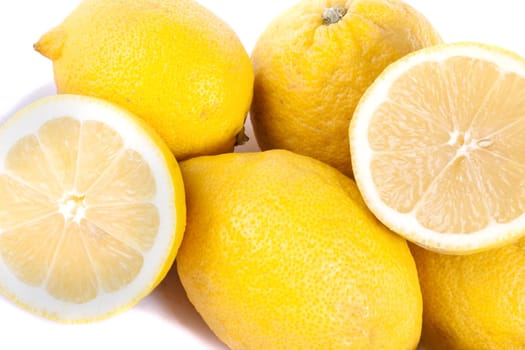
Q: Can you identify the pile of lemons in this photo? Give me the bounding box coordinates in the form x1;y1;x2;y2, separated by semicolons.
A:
1;0;524;349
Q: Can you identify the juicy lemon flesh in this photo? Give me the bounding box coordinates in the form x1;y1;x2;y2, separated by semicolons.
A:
0;117;159;303
368;56;525;234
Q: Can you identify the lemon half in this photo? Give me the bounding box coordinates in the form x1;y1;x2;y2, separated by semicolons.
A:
350;42;525;254
0;95;185;322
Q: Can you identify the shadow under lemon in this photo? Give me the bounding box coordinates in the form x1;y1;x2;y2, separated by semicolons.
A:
143;266;229;349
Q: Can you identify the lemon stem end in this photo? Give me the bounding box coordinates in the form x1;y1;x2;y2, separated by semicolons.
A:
322;6;347;25
235;126;249;146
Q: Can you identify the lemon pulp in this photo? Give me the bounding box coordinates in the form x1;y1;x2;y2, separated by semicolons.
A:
351;43;525;253
0;95;184;322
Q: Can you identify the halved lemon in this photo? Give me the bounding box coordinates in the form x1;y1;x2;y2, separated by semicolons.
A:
350;42;525;254
0;94;185;322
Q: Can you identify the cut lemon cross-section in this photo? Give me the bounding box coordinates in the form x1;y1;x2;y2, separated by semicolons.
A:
350;42;525;254
0;94;185;322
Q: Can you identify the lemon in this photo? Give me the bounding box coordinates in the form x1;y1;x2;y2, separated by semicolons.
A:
250;0;441;177
177;150;421;350
35;0;254;161
350;42;525;254
0;95;185;323
410;241;525;349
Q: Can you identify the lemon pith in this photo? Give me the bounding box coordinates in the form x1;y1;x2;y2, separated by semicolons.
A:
350;42;525;254
0;95;185;322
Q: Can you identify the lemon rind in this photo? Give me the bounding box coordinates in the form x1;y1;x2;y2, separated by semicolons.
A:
350;42;525;254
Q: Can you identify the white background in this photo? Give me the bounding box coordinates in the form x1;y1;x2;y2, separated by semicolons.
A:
0;1;524;348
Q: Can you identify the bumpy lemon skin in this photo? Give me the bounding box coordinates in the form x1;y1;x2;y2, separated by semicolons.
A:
35;0;254;161
177;150;422;350
250;0;442;177
411;241;525;350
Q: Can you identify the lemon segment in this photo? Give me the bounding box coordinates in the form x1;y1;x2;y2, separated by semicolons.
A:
0;214;64;287
350;42;525;253
75;120;125;194
0;175;57;229
85;204;159;252
0;95;185;322
37;117;80;192
84;149;156;205
6;135;63;198
45;221;99;303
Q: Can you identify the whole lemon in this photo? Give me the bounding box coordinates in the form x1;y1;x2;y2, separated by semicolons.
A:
411;242;525;349
250;0;442;177
35;0;254;161
177;150;422;350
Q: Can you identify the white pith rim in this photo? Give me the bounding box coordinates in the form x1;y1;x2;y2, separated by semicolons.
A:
0;94;181;321
350;43;525;254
